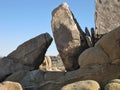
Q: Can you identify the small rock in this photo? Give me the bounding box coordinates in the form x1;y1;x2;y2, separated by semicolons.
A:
78;47;109;68
105;79;120;90
61;80;100;90
0;81;24;90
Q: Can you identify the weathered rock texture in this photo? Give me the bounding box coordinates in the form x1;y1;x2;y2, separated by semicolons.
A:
50;55;65;71
78;47;109;68
95;26;120;63
0;81;24;90
0;1;120;90
6;64;120;90
95;0;120;35
0;58;31;82
79;26;120;68
7;33;53;69
51;2;88;71
105;79;120;90
5;28;120;89
109;79;120;84
5;70;65;90
0;33;53;82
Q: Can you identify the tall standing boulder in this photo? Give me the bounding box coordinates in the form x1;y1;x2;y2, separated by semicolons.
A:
51;2;87;71
7;33;53;69
95;0;120;35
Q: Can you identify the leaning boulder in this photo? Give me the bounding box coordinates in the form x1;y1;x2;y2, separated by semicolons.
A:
7;33;53;69
51;2;87;71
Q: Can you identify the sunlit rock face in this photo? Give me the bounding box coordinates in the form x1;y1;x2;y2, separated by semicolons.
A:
95;0;120;35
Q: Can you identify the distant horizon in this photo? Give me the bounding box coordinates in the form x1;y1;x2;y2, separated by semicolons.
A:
0;0;95;57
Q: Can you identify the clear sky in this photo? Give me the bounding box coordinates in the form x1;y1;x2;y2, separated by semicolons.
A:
0;0;95;57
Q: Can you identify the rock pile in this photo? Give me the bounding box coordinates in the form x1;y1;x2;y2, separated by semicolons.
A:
0;0;120;90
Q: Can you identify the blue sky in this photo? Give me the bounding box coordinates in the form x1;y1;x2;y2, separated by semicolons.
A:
0;0;95;57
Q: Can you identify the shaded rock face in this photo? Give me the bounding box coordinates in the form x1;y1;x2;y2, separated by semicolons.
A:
95;0;120;35
6;65;120;90
5;70;65;90
51;3;88;71
78;47;109;68
0;58;31;82
7;33;53;69
5;28;120;89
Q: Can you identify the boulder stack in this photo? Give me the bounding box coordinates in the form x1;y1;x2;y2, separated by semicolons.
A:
0;1;120;90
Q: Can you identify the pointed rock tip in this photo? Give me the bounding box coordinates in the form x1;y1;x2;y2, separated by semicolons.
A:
61;2;69;8
52;2;69;16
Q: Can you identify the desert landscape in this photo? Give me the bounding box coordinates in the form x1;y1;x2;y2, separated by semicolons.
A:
0;0;120;90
